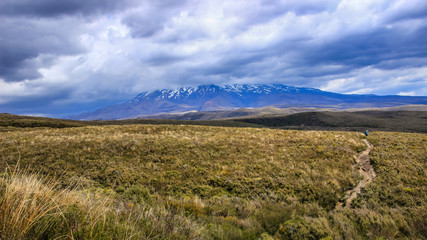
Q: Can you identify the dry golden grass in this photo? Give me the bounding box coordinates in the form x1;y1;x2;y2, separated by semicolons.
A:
0;125;365;201
0;124;425;239
0;170;64;239
0;170;206;240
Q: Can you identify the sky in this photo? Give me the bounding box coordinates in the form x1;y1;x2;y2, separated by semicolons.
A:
1;0;427;117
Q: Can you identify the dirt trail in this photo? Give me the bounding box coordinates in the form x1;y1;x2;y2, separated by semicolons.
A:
336;139;376;209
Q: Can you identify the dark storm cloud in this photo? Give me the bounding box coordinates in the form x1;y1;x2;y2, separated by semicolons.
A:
375;58;427;70
305;24;427;70
122;14;164;38
0;0;138;82
0;17;85;81
276;0;340;15
0;0;136;18
228;0;340;28
147;53;185;66
384;1;427;23
121;0;189;39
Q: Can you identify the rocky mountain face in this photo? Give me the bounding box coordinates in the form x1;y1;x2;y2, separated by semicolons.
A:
71;84;427;120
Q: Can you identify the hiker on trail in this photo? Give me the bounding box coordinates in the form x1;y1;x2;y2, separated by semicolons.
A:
365;130;369;136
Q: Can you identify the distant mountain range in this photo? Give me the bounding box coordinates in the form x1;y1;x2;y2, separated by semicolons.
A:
71;84;427;120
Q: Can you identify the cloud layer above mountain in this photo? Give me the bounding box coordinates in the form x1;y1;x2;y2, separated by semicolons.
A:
1;0;426;116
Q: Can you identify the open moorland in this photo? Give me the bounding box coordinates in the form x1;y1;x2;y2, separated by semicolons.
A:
0;115;426;239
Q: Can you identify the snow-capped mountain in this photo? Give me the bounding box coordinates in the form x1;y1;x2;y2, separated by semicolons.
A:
71;84;427;120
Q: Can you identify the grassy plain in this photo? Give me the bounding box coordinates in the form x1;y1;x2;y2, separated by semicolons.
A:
0;118;425;239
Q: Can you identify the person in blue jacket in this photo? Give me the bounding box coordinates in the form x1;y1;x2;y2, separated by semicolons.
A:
365;130;369;136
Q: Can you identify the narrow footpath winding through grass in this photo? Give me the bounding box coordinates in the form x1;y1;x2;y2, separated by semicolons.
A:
336;139;376;209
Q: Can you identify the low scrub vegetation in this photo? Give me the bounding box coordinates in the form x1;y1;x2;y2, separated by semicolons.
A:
234;111;427;133
0;123;425;239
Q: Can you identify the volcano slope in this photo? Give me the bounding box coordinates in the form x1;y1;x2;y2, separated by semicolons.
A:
0;122;425;239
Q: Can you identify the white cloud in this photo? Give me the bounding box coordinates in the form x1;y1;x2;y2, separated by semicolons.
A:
397;91;416;96
320;65;427;95
321;77;357;92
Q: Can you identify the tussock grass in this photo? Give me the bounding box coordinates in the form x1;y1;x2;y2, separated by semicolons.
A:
0;124;425;239
0;170;64;239
0;170;206;240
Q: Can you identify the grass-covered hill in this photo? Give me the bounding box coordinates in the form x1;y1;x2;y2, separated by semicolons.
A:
233;110;427;133
0;116;426;239
0;113;260;129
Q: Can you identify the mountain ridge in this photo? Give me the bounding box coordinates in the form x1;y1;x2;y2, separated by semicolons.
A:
71;84;427;120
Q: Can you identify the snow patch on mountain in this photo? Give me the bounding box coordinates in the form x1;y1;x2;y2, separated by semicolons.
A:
134;84;312;102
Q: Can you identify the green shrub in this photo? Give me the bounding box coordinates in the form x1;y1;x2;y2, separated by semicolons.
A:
123;184;152;204
275;216;331;240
